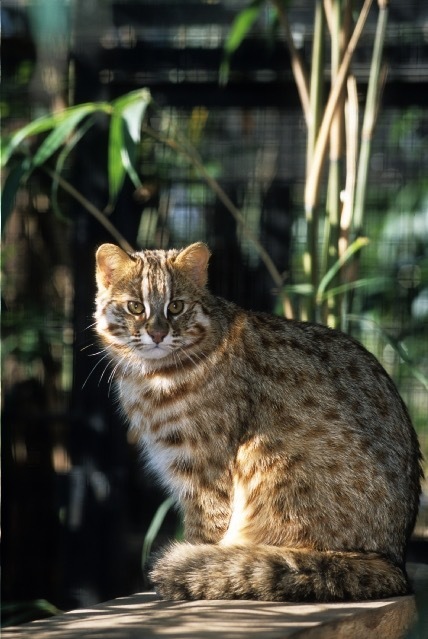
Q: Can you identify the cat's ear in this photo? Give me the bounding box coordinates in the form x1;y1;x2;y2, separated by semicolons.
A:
174;242;211;287
96;243;132;290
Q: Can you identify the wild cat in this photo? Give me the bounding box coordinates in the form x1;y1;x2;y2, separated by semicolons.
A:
94;241;422;602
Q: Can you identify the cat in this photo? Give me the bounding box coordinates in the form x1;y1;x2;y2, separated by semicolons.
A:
94;241;422;602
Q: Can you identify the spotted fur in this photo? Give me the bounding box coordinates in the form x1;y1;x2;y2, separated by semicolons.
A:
95;242;422;601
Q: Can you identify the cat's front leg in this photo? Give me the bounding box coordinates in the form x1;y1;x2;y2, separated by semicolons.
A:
180;481;232;544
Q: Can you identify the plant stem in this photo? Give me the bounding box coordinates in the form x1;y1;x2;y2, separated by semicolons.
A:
341;74;359;254
353;0;389;234
43;166;135;253
305;0;373;212
304;0;325;321
324;0;346;326
141;125;284;288
271;0;310;123
306;0;325;177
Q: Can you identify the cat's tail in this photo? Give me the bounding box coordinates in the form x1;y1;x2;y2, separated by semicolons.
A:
149;542;411;601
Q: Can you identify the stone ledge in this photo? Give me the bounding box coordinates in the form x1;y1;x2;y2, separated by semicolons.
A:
2;594;417;639
5;563;428;639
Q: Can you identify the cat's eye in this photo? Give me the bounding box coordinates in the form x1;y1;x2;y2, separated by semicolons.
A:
127;301;144;315
167;300;184;316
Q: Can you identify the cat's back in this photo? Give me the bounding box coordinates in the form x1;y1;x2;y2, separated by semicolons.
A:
223;309;421;559
239;309;411;430
230;307;420;489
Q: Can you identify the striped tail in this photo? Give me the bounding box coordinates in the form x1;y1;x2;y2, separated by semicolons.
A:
149;543;410;602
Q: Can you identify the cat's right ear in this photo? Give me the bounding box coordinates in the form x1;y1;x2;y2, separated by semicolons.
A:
96;244;132;290
175;242;211;287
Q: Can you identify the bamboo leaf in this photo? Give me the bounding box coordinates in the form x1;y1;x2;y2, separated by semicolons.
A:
316;236;369;303
347;314;428;392
281;283;314;297
219;0;264;86
2;599;62;627
108;112;127;207
121;127;143;190
116;89;151;143
111;89;151;117
31;104;98;168
51;116;95;221
2;103;108;168
318;276;390;302
141;497;174;569
108;90;151;205
2;114;62;167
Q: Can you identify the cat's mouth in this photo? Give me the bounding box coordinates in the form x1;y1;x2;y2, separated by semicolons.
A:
141;342;174;360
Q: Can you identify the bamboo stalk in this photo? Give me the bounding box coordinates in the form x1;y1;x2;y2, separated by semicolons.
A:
306;1;325;177
324;0;346;326
304;0;325;321
305;0;373;213
353;0;389;234
341;74;359;255
271;0;311;124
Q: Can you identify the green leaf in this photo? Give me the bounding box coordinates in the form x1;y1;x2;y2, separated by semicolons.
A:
317;276;390;302
2;113;62;167
219;0;264;86
2;599;62;627
111;88;151;117
108;112;127;207
281;283;314;297
347;314;428;392
224;0;264;55
2;103;109;168
31;104;98;169
108;90;151;205
115;89;151;143
316;237;369;303
51;115;96;221
121;126;143;190
141;497;174;569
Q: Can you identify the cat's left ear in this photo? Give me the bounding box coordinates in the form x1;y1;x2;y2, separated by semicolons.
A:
96;243;133;290
175;242;211;287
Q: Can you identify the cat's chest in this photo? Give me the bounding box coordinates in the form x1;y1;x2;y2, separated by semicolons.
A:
119;373;190;426
118;372;211;495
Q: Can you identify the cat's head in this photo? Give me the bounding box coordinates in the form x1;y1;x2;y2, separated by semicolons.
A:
95;242;214;369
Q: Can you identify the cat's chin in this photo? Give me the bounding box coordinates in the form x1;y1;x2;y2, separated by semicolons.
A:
140;345;174;361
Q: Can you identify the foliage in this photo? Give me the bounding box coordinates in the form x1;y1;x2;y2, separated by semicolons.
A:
1;599;62;628
1;89;151;242
221;0;388;327
141;497;175;577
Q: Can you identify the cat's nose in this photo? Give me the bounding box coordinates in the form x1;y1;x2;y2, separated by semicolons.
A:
147;327;168;344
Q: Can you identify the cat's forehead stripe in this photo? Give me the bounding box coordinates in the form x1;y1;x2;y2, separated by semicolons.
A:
141;258;151;317
140;253;172;315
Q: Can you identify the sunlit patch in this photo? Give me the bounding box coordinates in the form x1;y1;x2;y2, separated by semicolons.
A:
220;478;248;546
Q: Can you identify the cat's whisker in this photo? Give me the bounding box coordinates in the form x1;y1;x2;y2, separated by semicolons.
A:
81;342;97;352
107;354;127;388
84;321;98;331
118;358;133;394
98;358;115;387
178;346;207;369
107;362;121;396
88;347;109;357
82;353;110;389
